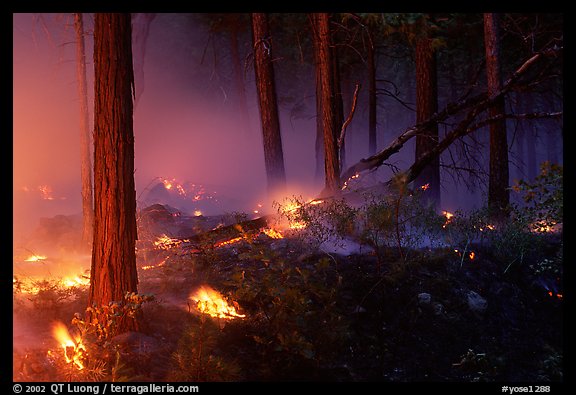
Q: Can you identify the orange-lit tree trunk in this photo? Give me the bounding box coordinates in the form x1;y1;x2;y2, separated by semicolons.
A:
74;13;93;250
89;13;139;334
251;13;286;195
484;13;510;220
312;26;325;184
312;13;340;194
414;36;440;211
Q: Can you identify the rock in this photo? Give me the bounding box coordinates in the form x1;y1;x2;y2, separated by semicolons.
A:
418;292;432;305
467;290;487;313
433;302;445;316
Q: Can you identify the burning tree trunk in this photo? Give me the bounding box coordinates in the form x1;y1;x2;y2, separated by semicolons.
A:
251;13;287;195
484;13;510;220
89;13;139;334
74;13;93;249
414;36;440;211
312;13;340;194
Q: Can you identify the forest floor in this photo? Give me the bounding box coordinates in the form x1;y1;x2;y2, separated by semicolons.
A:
12;204;563;383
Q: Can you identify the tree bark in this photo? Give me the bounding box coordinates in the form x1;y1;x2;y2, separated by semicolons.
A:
312;13;340;194
74;13;94;250
89;13;139;334
484;13;510;220
251;13;287;196
414;36;440;211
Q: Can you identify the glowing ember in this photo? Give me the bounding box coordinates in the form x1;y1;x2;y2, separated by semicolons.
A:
341;174;360;190
190;285;246;319
194;210;203;217
529;221;558;233
24;254;47;262
262;228;284;239
420;183;430;191
442;211;454;228
38;185;54;200
52;321;86;370
469;251;475;260
154;235;183;250
214;236;243;248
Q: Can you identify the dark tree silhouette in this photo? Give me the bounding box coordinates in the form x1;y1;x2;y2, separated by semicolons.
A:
484;13;510;220
414;35;440;210
251;13;286;195
73;13;93;249
312;13;340;194
89;13;140;333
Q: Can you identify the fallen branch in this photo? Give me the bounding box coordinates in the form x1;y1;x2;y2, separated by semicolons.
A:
339;46;562;187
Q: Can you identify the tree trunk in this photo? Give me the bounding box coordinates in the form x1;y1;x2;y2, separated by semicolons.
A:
313;32;325;184
484;13;510;219
332;40;345;171
251;13;287;195
414;36;440;211
312;13;340;194
74;13;93;250
367;28;377;155
89;13;139;334
524;93;538;180
230;23;251;136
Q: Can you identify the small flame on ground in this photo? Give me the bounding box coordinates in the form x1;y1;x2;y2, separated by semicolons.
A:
469;251;475;260
24;254;48;262
442;211;454;228
61;275;90;288
154;235;183;250
190;285;246;319
194;210;203;217
420;183;430;191
52;321;86;370
214;237;244;248
529;221;558;233
262;228;284;239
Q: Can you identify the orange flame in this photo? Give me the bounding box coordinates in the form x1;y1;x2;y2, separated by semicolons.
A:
214;237;243;248
189;285;246;320
262;228;284;239
469;251;475;260
52;321;86;370
420;183;430;191
24;254;47;262
442;211;454;228
154;235;183;250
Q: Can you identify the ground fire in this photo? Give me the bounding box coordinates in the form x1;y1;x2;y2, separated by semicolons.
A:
189;285;246;320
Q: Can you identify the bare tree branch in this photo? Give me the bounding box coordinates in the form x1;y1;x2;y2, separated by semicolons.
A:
338;83;361;148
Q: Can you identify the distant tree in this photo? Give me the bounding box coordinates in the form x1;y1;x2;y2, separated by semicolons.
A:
484;13;510;220
89;13;140;333
311;13;340;194
414;31;440;211
251;13;286;195
73;13;93;249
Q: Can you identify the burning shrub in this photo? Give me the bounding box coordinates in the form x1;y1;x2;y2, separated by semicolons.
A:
512;161;563;234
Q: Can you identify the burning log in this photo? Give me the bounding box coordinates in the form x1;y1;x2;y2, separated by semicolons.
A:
181;215;274;250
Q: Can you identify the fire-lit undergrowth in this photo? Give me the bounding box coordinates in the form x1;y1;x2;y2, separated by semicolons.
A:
14;165;562;382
